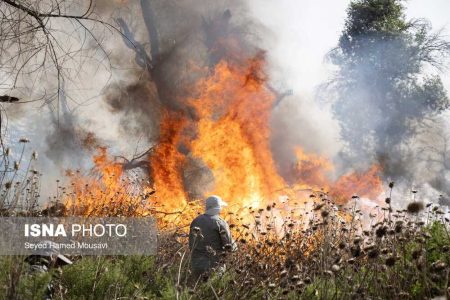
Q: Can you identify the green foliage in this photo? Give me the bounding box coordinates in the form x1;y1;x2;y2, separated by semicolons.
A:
2;210;450;299
328;0;450;167
348;0;406;31
16;270;53;300
425;221;450;262
56;256;177;299
1;222;450;299
0;256;53;300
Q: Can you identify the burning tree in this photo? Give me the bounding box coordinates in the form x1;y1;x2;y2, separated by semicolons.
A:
1;1;450;299
52;1;388;222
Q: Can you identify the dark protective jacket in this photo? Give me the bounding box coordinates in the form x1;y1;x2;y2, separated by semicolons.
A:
189;214;232;271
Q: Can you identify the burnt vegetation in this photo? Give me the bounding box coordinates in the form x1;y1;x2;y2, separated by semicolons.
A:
1;0;450;299
1;165;450;299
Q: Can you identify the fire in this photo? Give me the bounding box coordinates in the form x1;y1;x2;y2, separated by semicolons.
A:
330;165;383;204
64;148;148;217
150;111;189;210
289;147;383;204
189;55;286;209
290;147;334;189
63;51;384;226
142;53;287;221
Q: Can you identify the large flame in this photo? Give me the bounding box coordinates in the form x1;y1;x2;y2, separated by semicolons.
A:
150;111;190;210
188;55;285;208
64;51;384;225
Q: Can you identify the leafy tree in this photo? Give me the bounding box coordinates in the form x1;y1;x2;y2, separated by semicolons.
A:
328;0;450;175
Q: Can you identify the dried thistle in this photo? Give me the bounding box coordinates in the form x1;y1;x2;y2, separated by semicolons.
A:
385;256;396;267
406;202;424;214
375;226;387;238
367;248;379;259
331;264;340;272
431;260;447;272
313;203;325;211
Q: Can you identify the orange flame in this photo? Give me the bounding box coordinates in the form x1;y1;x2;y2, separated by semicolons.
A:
150;111;189;210
291;147;334;189
64;53;384;224
65;148;148;217
189;56;286;209
330;165;383;204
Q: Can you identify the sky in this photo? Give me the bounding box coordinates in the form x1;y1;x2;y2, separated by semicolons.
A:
247;0;450;96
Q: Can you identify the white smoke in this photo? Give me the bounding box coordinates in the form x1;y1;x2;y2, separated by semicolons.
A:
2;0;449;207
247;0;450;207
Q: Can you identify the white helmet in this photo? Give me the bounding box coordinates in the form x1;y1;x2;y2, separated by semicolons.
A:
205;195;228;215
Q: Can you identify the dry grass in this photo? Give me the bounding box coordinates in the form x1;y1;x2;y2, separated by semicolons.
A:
154;194;450;299
1;141;450;299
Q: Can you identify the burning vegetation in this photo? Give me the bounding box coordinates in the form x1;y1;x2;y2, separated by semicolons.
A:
0;0;450;299
63;47;385;225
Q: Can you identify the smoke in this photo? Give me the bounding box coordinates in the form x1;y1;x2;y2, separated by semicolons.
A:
328;31;449;206
405;113;450;197
245;0;347;184
3;0;254;199
2;0;449;207
2;0;150;198
270;96;342;182
246;0;450;206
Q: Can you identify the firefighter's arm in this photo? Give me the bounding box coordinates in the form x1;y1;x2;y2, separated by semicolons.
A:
218;220;237;251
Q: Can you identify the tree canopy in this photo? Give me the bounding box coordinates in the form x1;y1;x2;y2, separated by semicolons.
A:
328;0;450;174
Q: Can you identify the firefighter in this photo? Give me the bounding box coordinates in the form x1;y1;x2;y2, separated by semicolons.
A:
188;195;234;282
